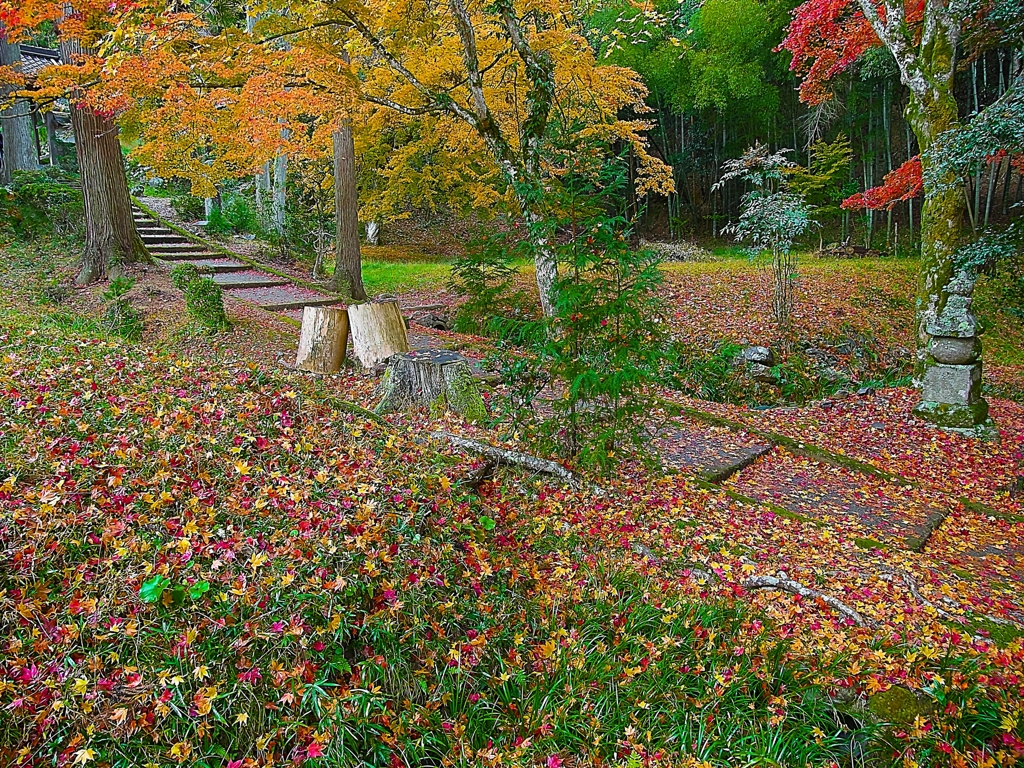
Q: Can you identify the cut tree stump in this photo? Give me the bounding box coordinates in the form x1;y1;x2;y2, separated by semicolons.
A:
348;301;410;368
376;350;486;422
295;306;349;373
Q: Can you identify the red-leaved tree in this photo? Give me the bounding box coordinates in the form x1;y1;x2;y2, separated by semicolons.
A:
781;0;971;389
841;156;923;210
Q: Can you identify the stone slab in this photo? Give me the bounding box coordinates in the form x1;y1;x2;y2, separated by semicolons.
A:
226;284;343;311
922;363;982;406
655;418;774;482
726;448;950;550
186;258;248;273
213;271;289;289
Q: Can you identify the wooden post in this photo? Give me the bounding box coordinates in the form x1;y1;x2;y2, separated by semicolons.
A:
376;350;486;422
295;306;349;373
347;301;410;368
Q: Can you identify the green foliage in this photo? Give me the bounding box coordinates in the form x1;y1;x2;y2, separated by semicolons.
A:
0;169;84;242
451;231;535;335
787;134;854;222
139;574;170;603
171;263;231;332
280;157;334;274
184;277;231;333
102;276;144;341
508;146;669;472
170;263;200;292
205;193;262;236
170;193;205;221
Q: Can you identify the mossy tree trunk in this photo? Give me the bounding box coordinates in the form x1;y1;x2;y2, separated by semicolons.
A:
59;38;148;284
908;85;965;379
0;33;41;183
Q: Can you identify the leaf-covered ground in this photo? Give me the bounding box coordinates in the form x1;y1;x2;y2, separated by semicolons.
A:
2;242;1024;768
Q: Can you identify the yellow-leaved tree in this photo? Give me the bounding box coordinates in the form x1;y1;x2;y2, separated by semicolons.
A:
6;0;672;308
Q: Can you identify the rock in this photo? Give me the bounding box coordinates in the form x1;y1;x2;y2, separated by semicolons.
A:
411;311;451;331
740;345;775;366
929;336;981;365
927;295;979;338
747;363;777;384
870;422;885;430
857;386;873;396
868;686;935;726
921;363;982;406
834;389;851;399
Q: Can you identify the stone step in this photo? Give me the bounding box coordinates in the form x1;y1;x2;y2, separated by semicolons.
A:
213;271;290;289
148;243;216;254
140;233;191;244
153;251;224;262
188;258;248;274
655;417;773;482
225;284;344;311
724;447;950;551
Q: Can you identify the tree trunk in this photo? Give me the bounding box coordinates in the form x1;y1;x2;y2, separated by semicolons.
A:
60;40;147;284
272;133;287;235
295;306;349;373
332;124;367;299
347;301;409;368
908;88;964;374
0;34;40;183
376;350;485;421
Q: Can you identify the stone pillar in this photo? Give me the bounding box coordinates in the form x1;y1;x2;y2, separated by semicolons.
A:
912;269;991;433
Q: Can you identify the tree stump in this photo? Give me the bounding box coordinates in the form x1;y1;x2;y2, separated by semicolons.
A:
348;301;410;368
376;350;486;422
295;306;349;373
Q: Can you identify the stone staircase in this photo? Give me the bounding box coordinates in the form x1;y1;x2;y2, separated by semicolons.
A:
134;206;343;318
655;413;949;553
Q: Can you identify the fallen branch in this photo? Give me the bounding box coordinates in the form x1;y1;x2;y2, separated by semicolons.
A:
462;459;497;494
894;570;1024;633
430;431;604;494
743;571;876;629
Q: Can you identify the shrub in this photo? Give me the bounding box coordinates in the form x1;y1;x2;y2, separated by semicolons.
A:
205;193;262;237
171;194;205;221
184;277;231;332
170;263;230;332
0;169;84;242
170;263;200;291
101;276;144;340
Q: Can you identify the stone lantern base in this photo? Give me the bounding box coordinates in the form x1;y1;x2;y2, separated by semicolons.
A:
912;362;991;433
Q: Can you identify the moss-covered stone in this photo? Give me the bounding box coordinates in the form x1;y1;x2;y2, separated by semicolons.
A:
868;686;933;725
912;398;991;432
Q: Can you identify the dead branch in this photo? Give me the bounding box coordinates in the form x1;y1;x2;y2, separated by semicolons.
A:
894;570;1024;633
462;459;497;494
429;431;604;494
743;571;876;629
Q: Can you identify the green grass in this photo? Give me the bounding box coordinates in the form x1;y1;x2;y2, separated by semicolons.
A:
361;260;452;294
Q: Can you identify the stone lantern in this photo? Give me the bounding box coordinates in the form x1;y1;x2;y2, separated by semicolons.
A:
912;269;991;432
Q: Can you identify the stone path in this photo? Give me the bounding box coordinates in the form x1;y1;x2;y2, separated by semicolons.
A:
134;206;343;317
658;412;949;552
